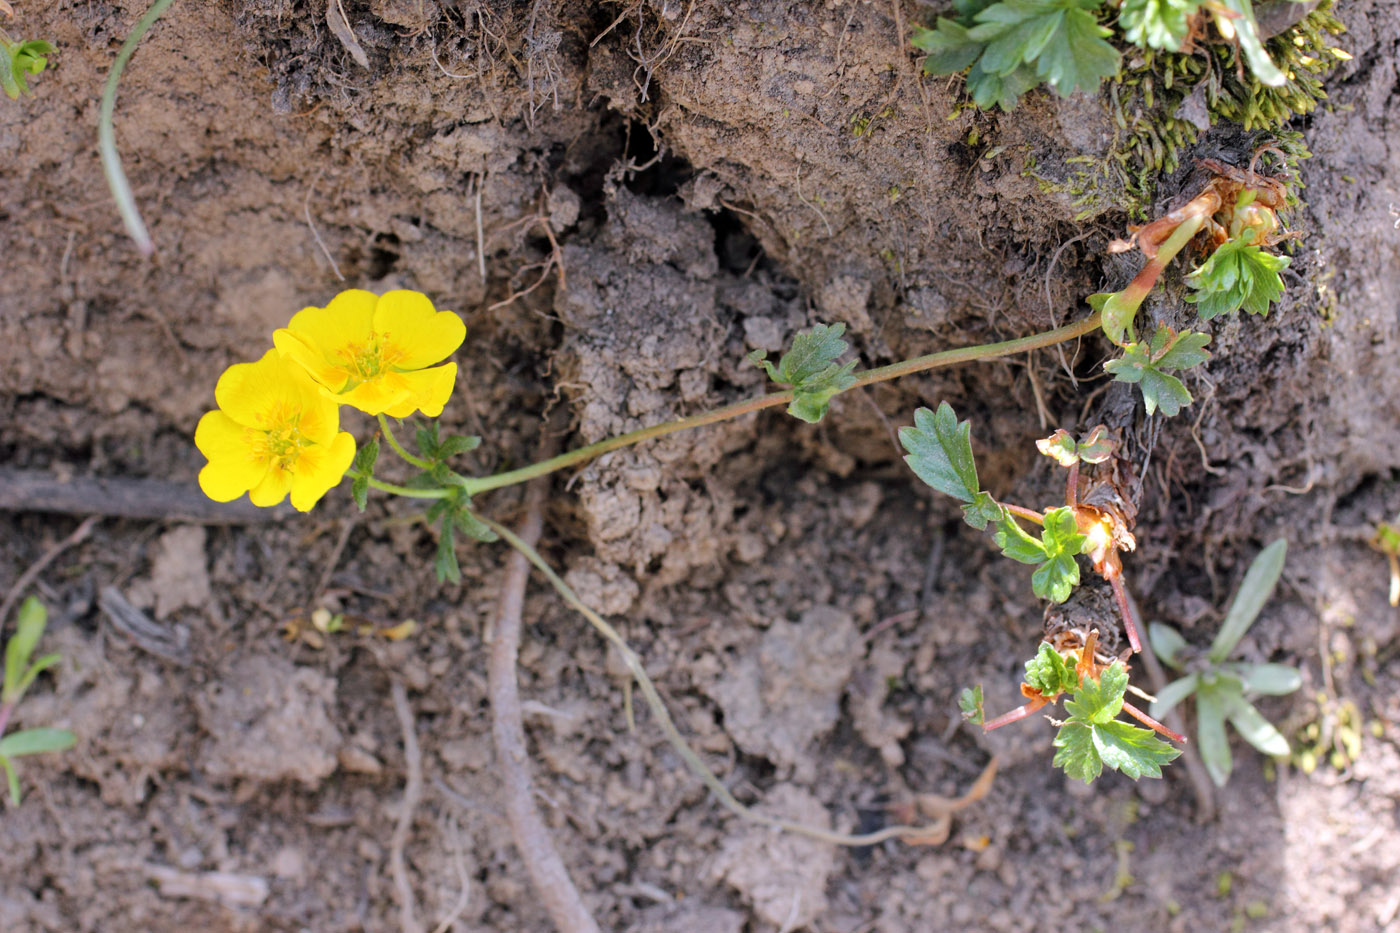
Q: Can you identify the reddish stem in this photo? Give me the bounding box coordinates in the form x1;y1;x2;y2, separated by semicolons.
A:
1001;504;1046;526
1065;461;1080;508
1106;569;1143;654
983;695;1049;731
1122;700;1188;744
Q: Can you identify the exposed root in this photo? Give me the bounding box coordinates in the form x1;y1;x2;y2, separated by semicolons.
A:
487;478;601;933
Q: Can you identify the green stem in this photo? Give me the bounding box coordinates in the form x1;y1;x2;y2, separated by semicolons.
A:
99;0;177;257
352;473;452;500
460;311;1102;497
377;414;434;471
481;514;965;848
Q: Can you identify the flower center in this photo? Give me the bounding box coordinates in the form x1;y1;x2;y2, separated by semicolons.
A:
252;402;311;470
340;332;406;383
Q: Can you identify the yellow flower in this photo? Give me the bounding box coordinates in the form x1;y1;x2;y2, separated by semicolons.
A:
195;349;356;511
273;289;466;417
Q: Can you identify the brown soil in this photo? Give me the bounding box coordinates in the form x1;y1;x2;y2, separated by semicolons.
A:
2;1;1399;931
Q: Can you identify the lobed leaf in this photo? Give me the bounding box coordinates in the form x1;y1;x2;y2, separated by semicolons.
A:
900;403;983;507
959;685;986;725
1064;660;1128;725
912;19;986;75
1118;0;1204;51
753;323;858;423
1105;328;1210;417
1027;1;1120;98
1023;642;1078;697
1035;429;1079;467
1052;721;1102;782
1185;235;1290;320
995;507;1084;602
1092;719;1181;778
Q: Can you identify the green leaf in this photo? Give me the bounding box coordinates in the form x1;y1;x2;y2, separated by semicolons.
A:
1;755;18;805
1234;662;1302;696
1053;722;1102;782
1185;235;1290;320
900;403;983;506
962;491;1004;531
1036;429;1079;467
995;507;1084;602
351;474;370;511
1028;1;1120;97
1148;621;1189;668
4;597;47;704
1089;290;1141;347
13;652;61;700
913;19;986;75
451;507;498;544
994;514;1047;564
1209;538;1286;663
1;38;55;99
959;685;986;725
0;728;76;758
1221;692;1289;757
1064;660;1128;725
1035;425;1116;467
1195;685;1232;787
754;323;858;423
966;60;1040;111
1076;425;1115;464
1023;642;1078;696
1151;328;1212;371
352;437;379;475
415;423;441;459
1092;719;1182;778
1118;0;1204;51
1148;673;1198;720
1216;0;1286;87
434;518;460;585
1374;520;1400;554
436;435;482;459
1105;336;1199;417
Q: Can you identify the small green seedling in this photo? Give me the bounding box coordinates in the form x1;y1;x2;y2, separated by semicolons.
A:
1148;539;1301;786
749;322;858;423
0;29;53;99
963;633;1183;783
1;597;76;804
1369;514;1400;607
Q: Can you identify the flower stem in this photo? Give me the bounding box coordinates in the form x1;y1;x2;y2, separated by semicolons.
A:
481;512;974;847
1001;504;1046;526
377;414;434;471
459;311;1103;497
350;472;453;499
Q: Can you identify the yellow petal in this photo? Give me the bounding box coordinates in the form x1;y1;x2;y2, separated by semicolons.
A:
289;431;357;511
274;328;349;393
338;376;412;416
374;290;466;370
249;464;293;507
292;371;344;446
195;410;269;501
382;363;457;418
214;349;307;428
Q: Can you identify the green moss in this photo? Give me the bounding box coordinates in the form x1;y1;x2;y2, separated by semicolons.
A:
1046;2;1346;218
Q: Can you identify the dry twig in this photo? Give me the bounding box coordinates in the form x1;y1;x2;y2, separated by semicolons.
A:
0;516;98;630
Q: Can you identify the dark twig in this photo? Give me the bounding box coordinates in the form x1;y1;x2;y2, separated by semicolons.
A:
0;516;98;630
0;470;289;523
487;476;600;933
